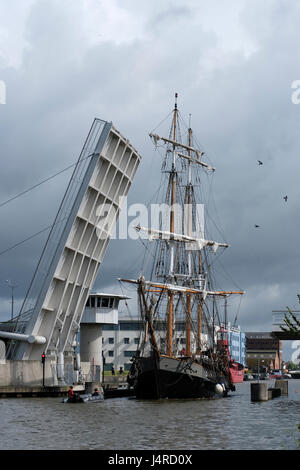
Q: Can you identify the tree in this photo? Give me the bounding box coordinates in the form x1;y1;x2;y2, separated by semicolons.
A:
280;297;300;338
285;361;299;371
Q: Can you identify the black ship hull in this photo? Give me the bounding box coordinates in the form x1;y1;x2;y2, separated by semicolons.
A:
128;355;234;399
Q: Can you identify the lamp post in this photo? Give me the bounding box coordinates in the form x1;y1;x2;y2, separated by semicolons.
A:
102;350;105;384
257;358;265;381
5;279;18;321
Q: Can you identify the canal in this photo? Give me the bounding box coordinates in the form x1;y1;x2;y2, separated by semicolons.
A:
1;380;300;450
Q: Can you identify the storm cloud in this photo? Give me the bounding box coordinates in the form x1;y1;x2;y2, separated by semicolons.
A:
1;0;300;360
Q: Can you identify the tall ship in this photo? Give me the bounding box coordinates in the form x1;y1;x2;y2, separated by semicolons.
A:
120;94;244;399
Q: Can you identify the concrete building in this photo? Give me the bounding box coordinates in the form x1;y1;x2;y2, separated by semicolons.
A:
101;316;246;371
79;292;129;381
102;317;142;372
102;316;213;372
245;332;282;371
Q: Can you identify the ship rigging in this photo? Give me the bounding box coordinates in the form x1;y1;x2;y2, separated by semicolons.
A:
120;94;244;399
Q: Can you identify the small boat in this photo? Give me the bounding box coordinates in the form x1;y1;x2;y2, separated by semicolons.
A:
62;392;104;403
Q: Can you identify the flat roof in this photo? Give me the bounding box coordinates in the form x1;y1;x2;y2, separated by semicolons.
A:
89;292;130;299
245;332;273;337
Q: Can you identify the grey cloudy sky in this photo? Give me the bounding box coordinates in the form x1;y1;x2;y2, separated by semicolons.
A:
1;0;300;360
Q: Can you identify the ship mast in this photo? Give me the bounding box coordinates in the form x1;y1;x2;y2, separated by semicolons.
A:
166;92;178;357
224;296;228;331
186;114;192;357
187;116;204;355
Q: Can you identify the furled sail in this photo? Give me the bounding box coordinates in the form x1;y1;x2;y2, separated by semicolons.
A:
135;225;229;252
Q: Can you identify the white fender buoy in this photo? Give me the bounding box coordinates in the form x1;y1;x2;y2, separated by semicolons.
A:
215;383;224;394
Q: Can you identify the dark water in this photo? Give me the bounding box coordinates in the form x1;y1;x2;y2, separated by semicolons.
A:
1;380;300;450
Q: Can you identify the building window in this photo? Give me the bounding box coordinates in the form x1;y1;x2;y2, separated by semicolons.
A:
101;297;109;308
124;338;130;344
102;325;118;331
124;351;135;357
108;350;114;357
109;337;114;344
120;322;142;330
134;338;139;345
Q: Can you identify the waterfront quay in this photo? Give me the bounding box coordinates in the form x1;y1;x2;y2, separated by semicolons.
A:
1;379;299;450
0;385;70;398
0;374;130;398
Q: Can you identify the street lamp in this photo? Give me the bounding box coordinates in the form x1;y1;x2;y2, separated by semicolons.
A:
102;350;105;384
5;279;18;321
257;358;265;381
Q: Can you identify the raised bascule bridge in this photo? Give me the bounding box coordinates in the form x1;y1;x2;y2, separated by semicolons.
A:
0;118;141;393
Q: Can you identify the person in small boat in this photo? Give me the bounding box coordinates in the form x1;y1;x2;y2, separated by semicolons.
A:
92;388;100;396
68;386;75;401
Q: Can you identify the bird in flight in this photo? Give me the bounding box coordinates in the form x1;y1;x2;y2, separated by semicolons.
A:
283;195;288;202
258;160;263;165
255;224;260;228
